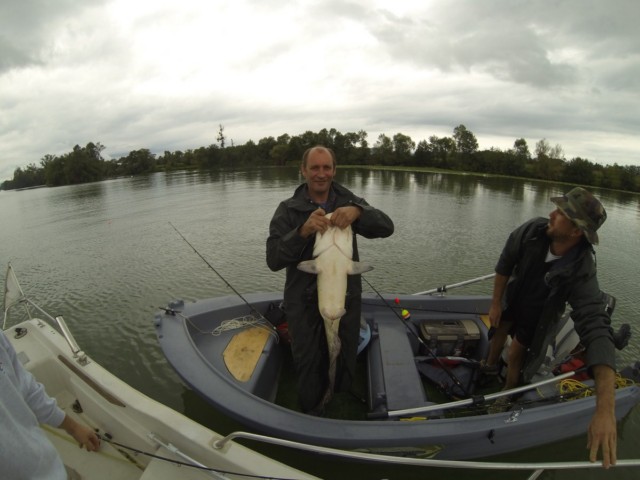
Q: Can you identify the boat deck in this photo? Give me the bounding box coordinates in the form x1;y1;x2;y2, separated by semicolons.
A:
44;391;142;480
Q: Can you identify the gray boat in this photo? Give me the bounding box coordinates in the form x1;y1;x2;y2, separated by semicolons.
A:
154;291;640;460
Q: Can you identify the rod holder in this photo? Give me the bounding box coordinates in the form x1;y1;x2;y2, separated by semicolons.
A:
55;315;88;365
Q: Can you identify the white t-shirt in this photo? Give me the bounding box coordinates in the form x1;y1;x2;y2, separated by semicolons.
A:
545;248;562;263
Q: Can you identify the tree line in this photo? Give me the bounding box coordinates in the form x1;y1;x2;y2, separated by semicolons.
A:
2;125;639;193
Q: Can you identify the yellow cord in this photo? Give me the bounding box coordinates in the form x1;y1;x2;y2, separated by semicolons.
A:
558;378;592;398
614;373;636;388
557;373;637;400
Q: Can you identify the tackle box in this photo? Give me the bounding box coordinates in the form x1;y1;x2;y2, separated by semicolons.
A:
419;319;481;357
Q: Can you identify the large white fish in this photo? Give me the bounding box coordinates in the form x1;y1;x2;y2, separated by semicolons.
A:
297;212;373;407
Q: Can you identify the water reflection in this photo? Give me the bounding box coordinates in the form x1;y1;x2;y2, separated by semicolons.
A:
46;182;106;205
71;182;106;198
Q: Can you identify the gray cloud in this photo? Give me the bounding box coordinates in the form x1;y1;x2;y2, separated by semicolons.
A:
0;0;107;72
1;0;639;182
367;0;639;92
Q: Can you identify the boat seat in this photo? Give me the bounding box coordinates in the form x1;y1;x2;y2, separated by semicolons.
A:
367;315;429;416
195;323;282;402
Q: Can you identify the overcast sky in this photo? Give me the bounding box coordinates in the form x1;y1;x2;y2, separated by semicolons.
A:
1;0;639;181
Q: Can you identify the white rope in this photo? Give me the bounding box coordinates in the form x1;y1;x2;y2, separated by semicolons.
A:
200;315;279;343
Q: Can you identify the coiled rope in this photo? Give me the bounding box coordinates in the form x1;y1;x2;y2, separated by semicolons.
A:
184;312;279;343
557;373;636;399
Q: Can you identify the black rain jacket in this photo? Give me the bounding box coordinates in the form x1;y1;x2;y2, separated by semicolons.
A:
495;217;615;382
266;182;394;307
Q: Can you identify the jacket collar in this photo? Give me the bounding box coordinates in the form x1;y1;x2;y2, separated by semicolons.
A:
291;182;345;211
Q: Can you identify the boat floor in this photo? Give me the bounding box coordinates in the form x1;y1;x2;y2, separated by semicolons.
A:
274;347;371;419
273;345;503;419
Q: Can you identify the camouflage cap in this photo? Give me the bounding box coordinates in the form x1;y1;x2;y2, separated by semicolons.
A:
550;187;607;244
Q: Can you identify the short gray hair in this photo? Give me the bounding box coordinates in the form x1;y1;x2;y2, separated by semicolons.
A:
301;146;336;169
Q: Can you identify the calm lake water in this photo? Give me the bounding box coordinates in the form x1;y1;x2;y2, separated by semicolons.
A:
1;167;639;480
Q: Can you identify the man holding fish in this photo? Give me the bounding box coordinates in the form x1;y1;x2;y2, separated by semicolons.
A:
267;146;394;415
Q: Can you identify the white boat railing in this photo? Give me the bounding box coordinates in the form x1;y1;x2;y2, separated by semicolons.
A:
414;273;496;295
3;263;88;365
148;433;230;480
213;430;640;480
387;367;584;417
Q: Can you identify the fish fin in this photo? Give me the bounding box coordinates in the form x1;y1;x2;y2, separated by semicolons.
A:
348;261;374;275
297;260;320;274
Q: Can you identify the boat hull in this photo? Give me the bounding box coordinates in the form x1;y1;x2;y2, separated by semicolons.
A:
154;292;640;460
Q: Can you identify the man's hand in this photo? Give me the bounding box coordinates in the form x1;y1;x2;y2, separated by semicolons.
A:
330;206;361;229
299;208;330;239
488;303;502;328
588;365;617;468
60;415;101;451
488;273;508;328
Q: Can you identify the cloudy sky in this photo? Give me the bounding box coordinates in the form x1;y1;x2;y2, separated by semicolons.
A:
1;0;639;181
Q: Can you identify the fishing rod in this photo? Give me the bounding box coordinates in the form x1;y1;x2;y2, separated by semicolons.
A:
362;276;473;398
168;222;264;320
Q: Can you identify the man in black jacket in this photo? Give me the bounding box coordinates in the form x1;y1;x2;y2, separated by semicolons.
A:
483;186;617;467
266;146;394;414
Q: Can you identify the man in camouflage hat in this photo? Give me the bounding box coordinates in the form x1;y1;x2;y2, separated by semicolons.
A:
483;186;617;468
550;186;607;244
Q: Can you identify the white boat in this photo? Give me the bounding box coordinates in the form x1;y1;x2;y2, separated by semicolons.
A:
2;264;318;480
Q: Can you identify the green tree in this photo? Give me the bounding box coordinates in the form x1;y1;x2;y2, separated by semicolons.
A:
453;125;479;155
316;128;336;150
121;149;156;175
513;138;530;161
428;135;457;169
349;130;369;165
600;164;623;190
332;130;354;163
256;137;277;163
534;139;563;162
621;165;640;192
562;157;594;185
476;148;519;176
413;140;433;167
4;127;638;193
372;134;393;165
270;144;289;166
392;133;415;165
534;155;565;181
4;164;45;189
535;138;551;159
41;155;66;186
217;124;226;148
55;143;104;185
532;139;565;181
